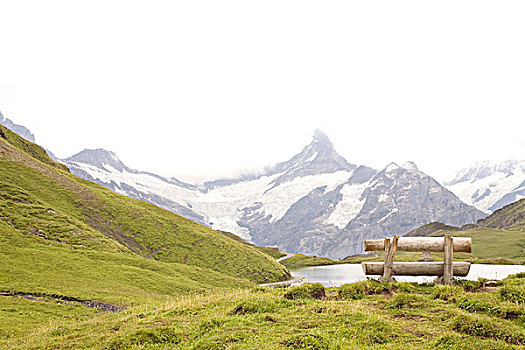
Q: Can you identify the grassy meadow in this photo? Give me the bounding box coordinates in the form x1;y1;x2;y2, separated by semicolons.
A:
2;274;524;349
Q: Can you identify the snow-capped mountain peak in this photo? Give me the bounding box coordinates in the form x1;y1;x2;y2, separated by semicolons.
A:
383;162;400;173
446;160;522;186
67;149;130;172
312;128;333;147
402;161;418;171
445;160;525;213
266;129;356;187
2;115;488;259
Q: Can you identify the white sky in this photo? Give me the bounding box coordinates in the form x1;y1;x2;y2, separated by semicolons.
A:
1;1;524;183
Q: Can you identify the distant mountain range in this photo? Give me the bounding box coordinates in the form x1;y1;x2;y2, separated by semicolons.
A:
0;111;35;143
58;129;484;258
445;160;525;213
5;112;523;258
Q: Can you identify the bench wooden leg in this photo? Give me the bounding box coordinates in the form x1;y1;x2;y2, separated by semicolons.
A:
443;234;454;285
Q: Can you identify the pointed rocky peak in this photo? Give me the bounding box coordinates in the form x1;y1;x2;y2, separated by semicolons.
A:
312;129;333;148
267;130;356;186
304;129;352;167
383;162;400;173
402;161;418;171
67;148;130;172
371;162;430;189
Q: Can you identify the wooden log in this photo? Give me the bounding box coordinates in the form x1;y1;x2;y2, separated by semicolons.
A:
382;235;398;282
364;237;471;253
362;262;471;276
443;234;454;284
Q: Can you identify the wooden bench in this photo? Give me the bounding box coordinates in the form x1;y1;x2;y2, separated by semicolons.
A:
362;234;472;285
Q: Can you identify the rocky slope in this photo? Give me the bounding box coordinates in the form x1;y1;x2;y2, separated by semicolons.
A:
64;149;205;224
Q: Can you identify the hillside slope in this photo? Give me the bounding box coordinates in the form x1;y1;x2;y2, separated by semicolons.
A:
0;124;289;302
404;199;525;263
473;198;525;230
454;198;525;262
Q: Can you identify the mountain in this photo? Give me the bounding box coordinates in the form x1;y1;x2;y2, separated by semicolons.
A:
60;129;485;258
0;111;35;142
299;161;484;258
63;149;205;224
0;114;486;258
445;160;525;213
0;123;290;304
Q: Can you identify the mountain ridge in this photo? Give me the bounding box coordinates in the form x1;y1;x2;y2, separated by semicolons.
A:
446;159;525;213
0;123;290;287
55;130;486;258
0;111;36;143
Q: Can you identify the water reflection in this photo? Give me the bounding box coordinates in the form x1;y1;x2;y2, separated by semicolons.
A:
290;264;525;287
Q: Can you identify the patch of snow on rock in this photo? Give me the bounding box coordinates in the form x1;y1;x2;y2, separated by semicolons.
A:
326;181;370;229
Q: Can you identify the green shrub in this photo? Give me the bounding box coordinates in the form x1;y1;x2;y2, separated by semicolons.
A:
283;283;325;300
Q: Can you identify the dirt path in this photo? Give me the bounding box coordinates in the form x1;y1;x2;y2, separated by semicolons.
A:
259;277;305;288
0;292;125;312
276;253;295;262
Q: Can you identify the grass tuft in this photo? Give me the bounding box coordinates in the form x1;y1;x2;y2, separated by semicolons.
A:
107;327;183;349
284;333;328;350
338;279;392;300
452;314;525;345
283;284;325;300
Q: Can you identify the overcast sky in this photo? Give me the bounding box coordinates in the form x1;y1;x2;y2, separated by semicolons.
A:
1;1;524;183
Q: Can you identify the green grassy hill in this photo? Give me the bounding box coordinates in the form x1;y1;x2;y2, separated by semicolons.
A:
0;124;289;307
404;222;460;237
218;230;287;260
429;199;525;264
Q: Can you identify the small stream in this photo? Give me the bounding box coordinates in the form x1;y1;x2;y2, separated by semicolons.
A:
289;264;525;287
